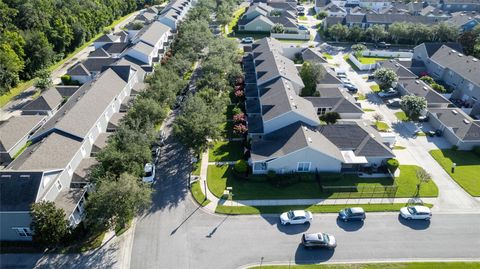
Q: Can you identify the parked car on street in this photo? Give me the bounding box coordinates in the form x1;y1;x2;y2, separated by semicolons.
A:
400;206;432;220
378;88;398;98
301;233;337;249
142;163;156;184
337;74;348;79
241;37;254;43
376;42;391;49
338;207;366;221
418;115;429;122
386;98;402;108
280;210;313;225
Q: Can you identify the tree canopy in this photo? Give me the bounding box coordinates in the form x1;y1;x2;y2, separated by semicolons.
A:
30;201;69;247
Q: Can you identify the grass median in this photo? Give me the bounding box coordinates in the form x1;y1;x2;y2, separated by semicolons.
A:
191;181;211;207
216;203;433;215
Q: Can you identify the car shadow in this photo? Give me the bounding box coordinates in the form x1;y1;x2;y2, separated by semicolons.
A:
294;243;335;264
276;222;311;235
397;215;431;230
336;217;364;231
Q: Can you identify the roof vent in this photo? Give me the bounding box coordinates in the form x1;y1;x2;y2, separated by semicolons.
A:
289;95;293;100
308;137;312;143
452;110;458;115
464;119;470;124
458;53;464;57
423;86;428;91
451;49;457;53
473;58;479;62
415;80;420;84
292;102;297;108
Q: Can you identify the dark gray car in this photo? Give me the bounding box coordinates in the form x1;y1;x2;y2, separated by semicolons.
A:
301;233;337;249
338;207;366;221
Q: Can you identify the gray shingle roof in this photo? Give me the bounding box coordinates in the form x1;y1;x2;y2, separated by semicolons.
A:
318;122;394;157
67;63;91;76
398;79;451;105
136;21;171;47
92;132;111;153
54;67;132;139
251;122;343;162
95;34;119;43
302;48;327;63
420;42;464;57
55;86;80;98
72;157;97;184
305;96;363;114
89;48;110;58
101;42;130;54
129;41;156;62
430;45;480;86
82;58;118;73
428;108;480;141
22;89;63;112
55;188;86;217
107;113;126;130
446;13;479;28
247;114;264;133
0;171;43;211
377;60;417;79
0;116;45;152
8;132;82;171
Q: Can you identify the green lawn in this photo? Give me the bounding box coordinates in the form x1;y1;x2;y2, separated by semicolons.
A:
224;6;247;36
208;141;244;162
357;94;367;101
216;203;433;215
370;84;381;92
357;56;391;64
362;108;375;112
192;155;202;176
395;111;410;121
249;262;480;269
207;165;438;200
191;181;211;206
430;149;480;196
298;15;308;20
322;52;333;59
393;145;406;150
375;121;390;132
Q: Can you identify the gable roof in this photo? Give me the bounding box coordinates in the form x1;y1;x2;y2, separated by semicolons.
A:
428;108;480;141
89;48;110;58
446;13;479;28
318;122;394;158
420;42;464;57
67;63;91;76
129;41;156;61
397;79;451;105
82;58;118;73
54;67;132;139
95;33;119;43
101;42;130;54
135;21;171;47
376;60;417;79
305;96;363;114
251;122;343;162
0;116;45;152
302;48;327;63
430;45;480;86
0;171;43;211
22;89;63;112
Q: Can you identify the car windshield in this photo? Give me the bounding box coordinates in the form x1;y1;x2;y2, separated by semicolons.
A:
321;233;329;243
145;171;153;177
408;207;417;214
346;208;353;216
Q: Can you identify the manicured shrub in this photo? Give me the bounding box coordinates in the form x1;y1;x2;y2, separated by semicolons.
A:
431;83;446;93
234;160;248;173
420;75;435;85
386;158;399;173
61;75;71;85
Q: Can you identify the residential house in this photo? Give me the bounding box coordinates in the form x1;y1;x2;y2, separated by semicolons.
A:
428;107;480;149
305;87;364;119
396;79;451;108
93;32;128;49
128;21;172;66
238;2;299;33
359;0;392;12
376;60;418;80
0;116;46;164
413;43;480;117
0;66;138;241
419;5;450;18
440;0;480;12
301;48;328;63
324;13;446;30
445;12;480;32
66;57;117;84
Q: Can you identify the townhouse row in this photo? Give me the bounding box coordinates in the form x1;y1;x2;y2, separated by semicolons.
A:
0;0;196;242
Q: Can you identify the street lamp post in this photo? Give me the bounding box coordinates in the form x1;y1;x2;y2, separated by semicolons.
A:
204;180;208;201
452;162;456;174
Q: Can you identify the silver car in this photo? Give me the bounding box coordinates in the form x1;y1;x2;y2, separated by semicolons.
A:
301;233;337;249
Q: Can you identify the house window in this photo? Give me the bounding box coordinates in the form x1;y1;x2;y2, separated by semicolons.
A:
297;162;311;172
14;228;33;237
254;162;267;171
469;83;474;91
56;179;63;191
317;107;328;115
67;164;73;176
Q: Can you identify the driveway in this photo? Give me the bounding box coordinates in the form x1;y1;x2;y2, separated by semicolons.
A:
332;53;480;212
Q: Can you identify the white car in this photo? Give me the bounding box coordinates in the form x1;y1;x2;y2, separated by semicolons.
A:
142;163;155;184
280;210;313;225
378;88;398;98
400;206;432;220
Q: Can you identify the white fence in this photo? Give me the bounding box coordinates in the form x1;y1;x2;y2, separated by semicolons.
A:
271;32;310;40
348;54;377;71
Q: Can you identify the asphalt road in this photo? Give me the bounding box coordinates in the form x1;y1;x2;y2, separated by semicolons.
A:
130;106;480;269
